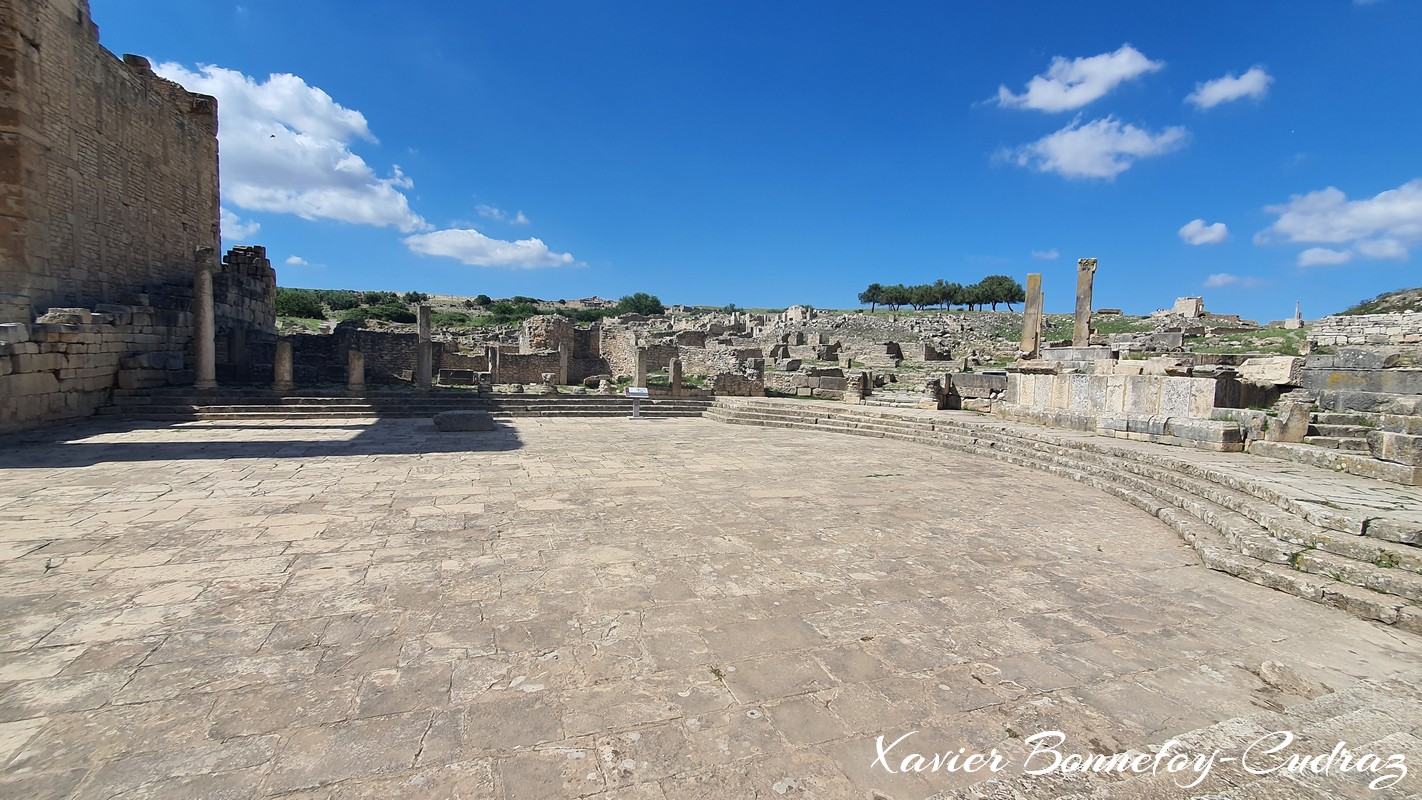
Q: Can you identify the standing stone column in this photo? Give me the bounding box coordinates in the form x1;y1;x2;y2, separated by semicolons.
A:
668;358;683;397
193;247;217;390
273;339;293;392
417;305;432;389
634;348;648;388
1020;272;1044;359
558;342;570;386
1073;258;1097;347
348;350;365;393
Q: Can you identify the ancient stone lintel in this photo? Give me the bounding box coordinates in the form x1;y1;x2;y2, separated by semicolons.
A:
1073;258;1097;348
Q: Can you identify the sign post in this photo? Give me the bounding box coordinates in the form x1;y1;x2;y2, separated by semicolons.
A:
625;386;649;419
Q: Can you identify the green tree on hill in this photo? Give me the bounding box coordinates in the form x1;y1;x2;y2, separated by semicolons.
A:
617;292;665;315
274;288;325;319
858;283;884;312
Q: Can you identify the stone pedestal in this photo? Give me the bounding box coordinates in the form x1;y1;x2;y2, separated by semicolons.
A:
1074;258;1097;348
417;305;433;389
193;247;217;390
669;358;683;397
274;339;293;392
1021;272;1043;359
348;350;365;393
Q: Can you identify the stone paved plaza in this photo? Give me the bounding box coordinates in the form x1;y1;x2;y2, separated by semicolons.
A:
1;417;1420;799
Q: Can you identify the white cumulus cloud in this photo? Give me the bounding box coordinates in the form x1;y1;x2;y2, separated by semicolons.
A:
1186;66;1273;109
476;204;531;225
1204;273;1266;288
155;62;427;233
1179;218;1229;245
220;206;260;240
1031;248;1060;260
995;45;1164;112
1298;247;1353;267
1002;116;1187;179
404;228;576;269
285;256;308;266
1259;178;1422;266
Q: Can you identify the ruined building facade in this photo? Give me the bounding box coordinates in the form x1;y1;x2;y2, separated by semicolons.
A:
0;0;276;431
1;0;220;317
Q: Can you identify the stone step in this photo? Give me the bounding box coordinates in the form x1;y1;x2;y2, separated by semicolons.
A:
1302;435;1372;451
723;399;1408;541
109;395;713;408
1307;423;1373;438
1311;411;1377;426
102;409;710;421
1251;440;1422;487
711;401;1422;626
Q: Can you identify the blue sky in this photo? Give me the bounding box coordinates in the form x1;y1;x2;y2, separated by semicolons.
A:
94;1;1421;319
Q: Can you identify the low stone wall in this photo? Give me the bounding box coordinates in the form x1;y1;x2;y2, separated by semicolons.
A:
707;373;765;396
1310;313;1422;348
1;305;192;432
676;345;745;378
994;372;1245;450
494;351;562;384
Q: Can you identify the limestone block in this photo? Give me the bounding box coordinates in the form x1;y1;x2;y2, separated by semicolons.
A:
0;324;31;346
433;410;496;432
11;352;63;373
1158;377;1215;418
0;371;60;396
1260;403;1309;443
0;293;32;324
36;308;92;325
1123;376;1162;414
1238;356;1304;387
1368;431;1422;466
1113;361;1145;376
95;304;134;325
0;357;9;376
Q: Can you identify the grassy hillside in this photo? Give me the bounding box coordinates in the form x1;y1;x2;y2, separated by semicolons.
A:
1341;287;1422;315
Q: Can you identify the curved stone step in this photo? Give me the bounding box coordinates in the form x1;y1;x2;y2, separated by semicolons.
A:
710;399;1422;630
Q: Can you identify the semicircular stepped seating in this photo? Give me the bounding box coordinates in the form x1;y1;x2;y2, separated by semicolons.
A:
707;397;1422;634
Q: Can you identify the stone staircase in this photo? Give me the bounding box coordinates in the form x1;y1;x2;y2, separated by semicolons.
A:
707;398;1422;633
1303;411;1372;452
99;389;713;421
1250;393;1422;487
937;668;1422;799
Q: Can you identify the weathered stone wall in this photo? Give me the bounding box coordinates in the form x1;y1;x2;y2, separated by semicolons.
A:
994;372;1248;451
520;315;573;353
599;325;640;378
0;303;192;432
1310;314;1422;348
0;0;220;316
282;329;447;385
493;351;562;383
707;372;765;397
676;345;745;378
